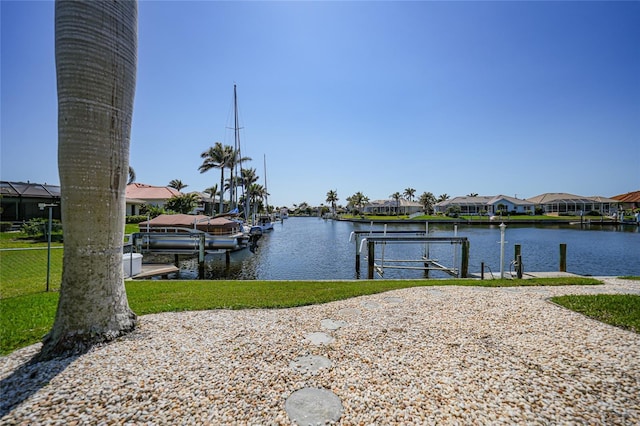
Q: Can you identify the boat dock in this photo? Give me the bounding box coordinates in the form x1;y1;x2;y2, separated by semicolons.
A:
128;263;180;280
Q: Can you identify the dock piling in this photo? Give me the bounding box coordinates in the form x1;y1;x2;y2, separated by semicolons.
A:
460;240;469;278
559;243;567;272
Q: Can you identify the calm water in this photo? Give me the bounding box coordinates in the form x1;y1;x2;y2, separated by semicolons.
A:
169;217;640;280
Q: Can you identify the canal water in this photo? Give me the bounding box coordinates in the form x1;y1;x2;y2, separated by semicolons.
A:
169;217;639;280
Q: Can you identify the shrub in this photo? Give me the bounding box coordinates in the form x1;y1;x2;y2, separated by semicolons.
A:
0;222;13;232
446;206;461;218
126;215;148;224
21;218;63;238
139;204;165;218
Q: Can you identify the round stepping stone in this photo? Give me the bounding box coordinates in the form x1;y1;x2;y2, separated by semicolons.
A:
337;307;360;316
290;355;332;373
304;332;334;345
384;296;404;303
321;319;348;330
285;388;343;425
361;301;380;310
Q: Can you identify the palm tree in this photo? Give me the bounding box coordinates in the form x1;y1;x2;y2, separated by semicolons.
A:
467;193;478;197
165;193;200;214
39;0;138;360
326;190;338;214
168;179;188;191
199;142;232;214
403;188;416;202
391;192;402;216
228;148;252;210
437;193;450;203
419;191;436;215
204;184;218;215
241;168;259;218
347;192;369;215
128;166;136;184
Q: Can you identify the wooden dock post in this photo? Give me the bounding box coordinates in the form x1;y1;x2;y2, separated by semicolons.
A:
355;235;361;276
225;250;231;267
559;243;567;272
367;240;375;279
460;240;469;278
514;244;522;279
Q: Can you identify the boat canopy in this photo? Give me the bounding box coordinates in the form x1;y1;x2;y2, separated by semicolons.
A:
139;214;240;234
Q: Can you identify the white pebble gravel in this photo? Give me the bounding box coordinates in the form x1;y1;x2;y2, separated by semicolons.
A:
1;277;639;425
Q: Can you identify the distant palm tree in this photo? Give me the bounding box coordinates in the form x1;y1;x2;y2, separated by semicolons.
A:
241;168;259;218
467;193;478;197
437;193;450;203
204;184;218;215
199;142;232;214
228;148;252;209
419;191;436;215
168;179;187;191
403;188;416;201
347;192;368;214
326;189;338;214
391;192;402;215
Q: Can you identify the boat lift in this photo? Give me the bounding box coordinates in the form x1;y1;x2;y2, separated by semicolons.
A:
350;228;469;279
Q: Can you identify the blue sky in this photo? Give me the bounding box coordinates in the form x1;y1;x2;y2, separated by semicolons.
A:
2;1;639;208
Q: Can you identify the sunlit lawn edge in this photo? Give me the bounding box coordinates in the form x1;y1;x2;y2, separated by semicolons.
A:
550;294;640;334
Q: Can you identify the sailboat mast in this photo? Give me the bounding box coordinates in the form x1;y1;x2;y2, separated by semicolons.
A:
232;84;240;210
263;154;269;213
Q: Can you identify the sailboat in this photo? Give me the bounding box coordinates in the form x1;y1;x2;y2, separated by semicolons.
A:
251;154;274;232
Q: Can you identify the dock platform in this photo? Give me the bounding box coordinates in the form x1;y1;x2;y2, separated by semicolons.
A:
129;263;179;280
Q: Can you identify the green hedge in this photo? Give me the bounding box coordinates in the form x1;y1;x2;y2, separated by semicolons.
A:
126;215;148;224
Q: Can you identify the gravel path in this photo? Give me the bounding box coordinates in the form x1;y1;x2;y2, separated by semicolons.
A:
1;278;639;425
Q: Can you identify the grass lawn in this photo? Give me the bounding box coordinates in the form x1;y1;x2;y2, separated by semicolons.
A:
551;294;640;333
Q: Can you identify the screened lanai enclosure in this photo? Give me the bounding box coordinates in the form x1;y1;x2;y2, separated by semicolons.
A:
0;181;61;221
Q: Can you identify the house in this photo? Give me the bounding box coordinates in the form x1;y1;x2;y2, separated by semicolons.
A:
364;199;423;215
434;195;534;216
125;183;182;216
0;181;61;222
434;196;493;215
526;193;618;215
487;195;535;215
187;191;218;215
611;190;640;211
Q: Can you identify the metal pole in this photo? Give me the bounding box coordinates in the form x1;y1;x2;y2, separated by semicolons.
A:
46;206;52;292
499;223;506;279
367;240;375;279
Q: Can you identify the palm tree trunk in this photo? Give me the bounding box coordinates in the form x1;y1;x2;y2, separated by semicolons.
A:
219;169;225;214
39;0;138;360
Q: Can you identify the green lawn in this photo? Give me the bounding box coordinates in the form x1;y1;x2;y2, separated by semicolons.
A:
551;294;640;333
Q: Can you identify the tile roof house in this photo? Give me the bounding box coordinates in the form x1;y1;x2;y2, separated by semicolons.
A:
611;190;640;211
125;183;182;215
